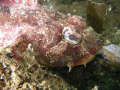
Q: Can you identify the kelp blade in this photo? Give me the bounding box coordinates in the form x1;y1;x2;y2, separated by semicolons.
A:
86;1;106;33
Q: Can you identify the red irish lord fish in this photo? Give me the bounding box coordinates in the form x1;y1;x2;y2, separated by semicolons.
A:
0;0;102;71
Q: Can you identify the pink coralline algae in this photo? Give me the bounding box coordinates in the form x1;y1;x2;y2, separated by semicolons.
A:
0;0;102;70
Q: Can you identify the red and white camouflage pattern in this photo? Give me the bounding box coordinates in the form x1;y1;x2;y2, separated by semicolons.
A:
0;0;102;70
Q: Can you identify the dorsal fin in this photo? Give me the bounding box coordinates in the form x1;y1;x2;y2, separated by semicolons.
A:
0;0;38;7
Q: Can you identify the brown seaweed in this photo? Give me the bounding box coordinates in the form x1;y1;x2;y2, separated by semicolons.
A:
86;1;106;33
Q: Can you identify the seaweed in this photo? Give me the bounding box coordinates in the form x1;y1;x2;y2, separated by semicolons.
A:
86;1;106;33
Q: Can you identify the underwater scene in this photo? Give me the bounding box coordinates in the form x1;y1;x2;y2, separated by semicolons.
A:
0;0;120;90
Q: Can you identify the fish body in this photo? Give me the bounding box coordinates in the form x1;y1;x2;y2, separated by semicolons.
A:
0;0;102;68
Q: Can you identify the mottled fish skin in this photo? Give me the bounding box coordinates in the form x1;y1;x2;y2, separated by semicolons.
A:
0;0;102;68
0;0;38;7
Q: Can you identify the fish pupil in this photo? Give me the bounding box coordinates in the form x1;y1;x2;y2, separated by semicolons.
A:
69;34;76;40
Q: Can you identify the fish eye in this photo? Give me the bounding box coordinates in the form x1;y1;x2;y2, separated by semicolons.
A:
63;27;82;45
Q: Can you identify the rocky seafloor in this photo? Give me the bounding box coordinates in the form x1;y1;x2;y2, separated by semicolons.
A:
0;0;120;90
